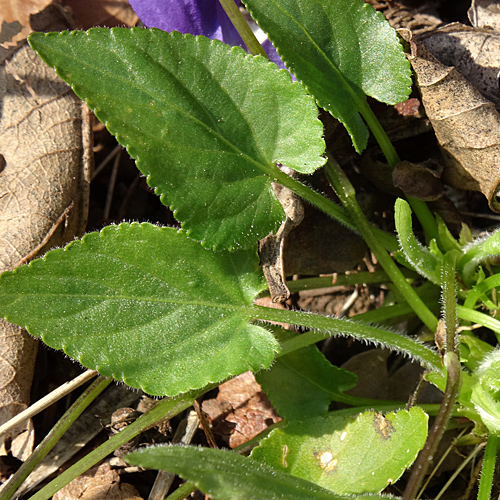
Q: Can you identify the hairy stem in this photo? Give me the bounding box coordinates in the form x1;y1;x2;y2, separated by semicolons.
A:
403;253;461;500
271;165;399;252
250;304;443;373
324;156;438;332
356;98;438;240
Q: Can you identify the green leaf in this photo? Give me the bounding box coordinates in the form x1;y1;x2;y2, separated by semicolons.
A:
243;0;412;152
471;349;500;434
125;445;395;500
459;333;495;372
256;329;357;420
28;28;325;250
394;198;440;284
435;213;462;253
458;228;500;286
251;408;428;495
0;223;279;396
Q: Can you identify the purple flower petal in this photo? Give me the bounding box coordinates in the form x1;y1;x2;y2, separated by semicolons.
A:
129;0;243;46
129;0;294;78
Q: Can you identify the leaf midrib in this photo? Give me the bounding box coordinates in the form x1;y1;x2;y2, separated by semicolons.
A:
261;0;367;110
38;30;276;177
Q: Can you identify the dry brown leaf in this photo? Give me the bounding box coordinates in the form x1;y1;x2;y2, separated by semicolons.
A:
469;0;500;30
0;8;92;459
259;176;304;303
405;27;500;211
202;371;281;449
61;0;138;29
0;0;53;42
53;462;143;500
392;160;444;201
417;23;500;109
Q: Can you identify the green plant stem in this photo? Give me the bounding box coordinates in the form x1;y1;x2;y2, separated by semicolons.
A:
217;0;267;57
29;387;209;500
402;352;461;500
356;98;438;241
250;304;443;373
0;369;97;440
403;253;461;500
165;481;198;500
477;434;499;500
464;274;500;310
271;165;399;252
0;376;112;500
324;156;438;332
258;268;419;297
442;252;458;354
271;166;356;231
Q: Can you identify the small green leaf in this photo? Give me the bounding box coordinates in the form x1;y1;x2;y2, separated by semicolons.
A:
256;329;357;420
243;0;412;152
464;274;500;312
124;445;394;500
471;349;500;434
251;408;428;495
394;198;440;284
458;228;500;285
0;223;279;396
28;29;325;250
435;214;462;253
459;333;495;372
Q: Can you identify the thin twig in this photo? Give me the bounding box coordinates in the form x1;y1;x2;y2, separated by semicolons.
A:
0;370;97;439
148;410;200;500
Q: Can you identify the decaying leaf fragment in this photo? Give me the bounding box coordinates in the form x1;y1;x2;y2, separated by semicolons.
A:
0;24;92;458
405;26;500;211
259;167;304;303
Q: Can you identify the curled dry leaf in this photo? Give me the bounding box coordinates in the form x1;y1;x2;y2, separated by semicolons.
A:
0;16;92;458
259;167;304;303
405;26;500;211
417;23;500;109
469;0;500;30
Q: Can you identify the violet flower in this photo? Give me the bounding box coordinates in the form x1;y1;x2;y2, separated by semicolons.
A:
129;0;287;70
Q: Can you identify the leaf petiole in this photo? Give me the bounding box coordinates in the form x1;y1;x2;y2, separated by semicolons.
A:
217;0;268;57
249;304;443;373
324;156;439;332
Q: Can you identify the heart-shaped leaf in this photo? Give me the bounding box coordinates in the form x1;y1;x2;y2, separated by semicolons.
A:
28;28;325;250
125;445;394;500
243;0;412;152
251;408;428;495
0;223;279;396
